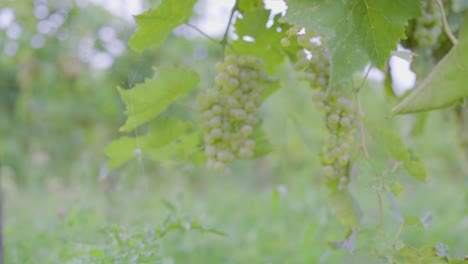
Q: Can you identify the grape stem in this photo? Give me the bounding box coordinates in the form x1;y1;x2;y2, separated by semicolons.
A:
436;0;458;45
185;23;221;44
221;0;239;53
185;23;237;52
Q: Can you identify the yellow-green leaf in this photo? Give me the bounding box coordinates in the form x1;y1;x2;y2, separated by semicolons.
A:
128;0;198;52
118;66;199;132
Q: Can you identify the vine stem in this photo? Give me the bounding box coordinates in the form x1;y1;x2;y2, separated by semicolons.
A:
436;0;458;45
352;67;372;159
376;191;384;231
221;0;239;53
185;23;221;44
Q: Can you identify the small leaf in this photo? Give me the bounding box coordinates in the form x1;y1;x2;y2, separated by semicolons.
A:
391;182;404;198
89;248;105;257
404;214;424;227
118;66;199;132
105;136;142;168
128;0;198;52
366;123;409;162
366;123;427;182
105;118;193;168
327;189;362;228
251;128;275;158
403;149;427;182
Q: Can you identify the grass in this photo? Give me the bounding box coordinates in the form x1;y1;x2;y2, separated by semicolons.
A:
3;79;467;263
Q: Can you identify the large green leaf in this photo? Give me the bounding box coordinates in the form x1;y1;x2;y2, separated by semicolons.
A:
118;66;199;132
128;0;198;52
391;14;468;115
232;9;286;72
281;0;420;86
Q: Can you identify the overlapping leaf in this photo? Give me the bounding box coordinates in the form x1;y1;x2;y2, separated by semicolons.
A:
366;122;427;182
118;66;199;132
392;14;468;115
128;0;198;52
281;0;420;86
105;118;194;168
233;8;286;73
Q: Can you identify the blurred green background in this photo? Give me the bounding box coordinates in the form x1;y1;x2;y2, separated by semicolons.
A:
0;0;466;263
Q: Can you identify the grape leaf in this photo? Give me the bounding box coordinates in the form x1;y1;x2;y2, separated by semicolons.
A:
232;8;286;73
238;0;264;13
391;14;468;115
328;189;362;228
105;136;142;168
128;0;197;52
251;128;274;158
118;66;199;132
281;0;420;86
366;123;427;182
105;118;193;168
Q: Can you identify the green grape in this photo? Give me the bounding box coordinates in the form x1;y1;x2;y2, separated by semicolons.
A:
211;105;222;114
285;25;359;188
244;139;256;149
197;54;273;174
241;125;253;136
414;0;442;47
205;145;216;156
281;37;291;47
323;166;335;177
239;147;253;158
297;34;311;47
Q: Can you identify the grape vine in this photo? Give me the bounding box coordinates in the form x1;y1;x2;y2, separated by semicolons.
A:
104;0;468;262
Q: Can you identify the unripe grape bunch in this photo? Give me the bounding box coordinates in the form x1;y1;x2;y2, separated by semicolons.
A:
196;54;271;174
414;0;442;47
283;28;360;188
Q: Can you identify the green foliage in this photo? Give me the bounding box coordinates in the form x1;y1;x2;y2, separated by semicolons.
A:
392;14;468;114
3;0;468;263
128;0;198;52
327;190;362;228
117;66;199;132
281;0;421;86
232;9;286;72
366;122;427;182
105;118;194;168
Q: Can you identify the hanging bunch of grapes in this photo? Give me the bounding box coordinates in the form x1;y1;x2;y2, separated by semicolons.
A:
282;28;361;189
196;54;271;174
414;0;442;47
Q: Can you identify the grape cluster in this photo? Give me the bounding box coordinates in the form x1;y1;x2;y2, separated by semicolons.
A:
197;54;270;174
313;90;360;188
282;27;329;90
414;0;442;47
284;28;360;188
